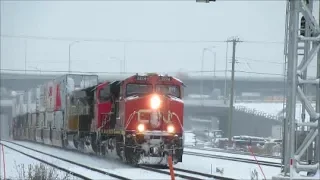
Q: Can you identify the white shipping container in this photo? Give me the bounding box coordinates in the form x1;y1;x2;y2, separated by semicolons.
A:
67;77;75;93
45;81;56;111
27;89;36;113
45;111;54;128
35;87;40;111
39;85;46;112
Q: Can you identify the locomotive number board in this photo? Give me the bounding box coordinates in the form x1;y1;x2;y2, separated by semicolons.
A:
159;76;172;81
136;76;148;81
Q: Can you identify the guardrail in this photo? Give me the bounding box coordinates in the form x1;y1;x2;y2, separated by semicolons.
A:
235;105;282;121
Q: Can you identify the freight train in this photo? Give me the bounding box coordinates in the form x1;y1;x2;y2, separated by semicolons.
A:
12;73;185;165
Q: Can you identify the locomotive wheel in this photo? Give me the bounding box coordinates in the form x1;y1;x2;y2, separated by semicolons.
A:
116;135;124;159
125;146;140;165
124;137;140;165
100;144;106;156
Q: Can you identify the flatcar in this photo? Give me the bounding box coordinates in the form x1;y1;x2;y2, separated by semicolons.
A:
12;73;185;165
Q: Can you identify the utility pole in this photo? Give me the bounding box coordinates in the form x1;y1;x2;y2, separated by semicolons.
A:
123;43;127;73
24;40;27;74
227;38;241;143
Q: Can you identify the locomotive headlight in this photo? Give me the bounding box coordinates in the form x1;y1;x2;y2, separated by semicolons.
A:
150;95;161;109
167;124;175;133
137;123;145;132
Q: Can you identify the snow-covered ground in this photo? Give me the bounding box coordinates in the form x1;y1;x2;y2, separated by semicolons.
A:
184;131;197;146
184;147;280;164
6;140;278;179
1;140;177;179
183;131;280;163
0;143;78;180
2;139;319;180
177;151;280;179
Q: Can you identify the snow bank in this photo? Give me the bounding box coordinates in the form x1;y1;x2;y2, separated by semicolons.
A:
0;145;76;180
184;132;196;146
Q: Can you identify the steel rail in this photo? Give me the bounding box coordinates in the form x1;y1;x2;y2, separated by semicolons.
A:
1;140;132;180
0;142;91;180
184;151;282;168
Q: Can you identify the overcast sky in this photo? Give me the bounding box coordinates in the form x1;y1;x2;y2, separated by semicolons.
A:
0;0;318;78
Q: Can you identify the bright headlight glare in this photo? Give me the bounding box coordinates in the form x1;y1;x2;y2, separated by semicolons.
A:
137;124;145;132
150;95;161;109
167;125;175;133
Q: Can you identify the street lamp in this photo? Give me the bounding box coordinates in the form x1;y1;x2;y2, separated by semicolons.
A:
200;46;216;101
224;42;229;104
109;57;124;73
28;66;41;74
202;48;217;77
24;40;27;74
69;41;81;73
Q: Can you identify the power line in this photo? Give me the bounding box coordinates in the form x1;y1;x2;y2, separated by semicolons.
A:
24;58;318;69
1;34;284;44
0;68;226;74
26;59;119;64
234;57;317;68
0;68;286;76
235;57;284;65
235;70;284;76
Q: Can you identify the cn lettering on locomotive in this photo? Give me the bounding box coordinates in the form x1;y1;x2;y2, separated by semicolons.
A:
12;73;185;166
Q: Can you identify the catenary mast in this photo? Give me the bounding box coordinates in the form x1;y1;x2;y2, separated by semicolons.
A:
196;0;320;178
276;0;320;178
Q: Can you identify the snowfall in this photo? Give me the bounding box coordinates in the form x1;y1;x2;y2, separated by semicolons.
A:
0;102;319;180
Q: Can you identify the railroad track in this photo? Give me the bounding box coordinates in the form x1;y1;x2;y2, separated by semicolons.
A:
184;151;282;168
1;140;235;180
185;146;281;159
140;165;236;180
0;140;131;180
0;143;91;180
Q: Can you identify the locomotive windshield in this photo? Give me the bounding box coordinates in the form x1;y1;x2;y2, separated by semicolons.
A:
126;84;153;97
156;85;180;98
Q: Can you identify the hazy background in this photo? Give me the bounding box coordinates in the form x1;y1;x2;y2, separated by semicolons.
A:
0;1;318;77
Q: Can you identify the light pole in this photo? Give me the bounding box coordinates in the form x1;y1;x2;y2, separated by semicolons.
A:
69;41;81;73
224;42;229;104
123;43;127;73
109;57;124;73
28;66;41;74
200;46;216;101
24;40;27;74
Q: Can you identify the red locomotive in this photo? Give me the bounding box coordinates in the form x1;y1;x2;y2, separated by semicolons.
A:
12;73;185;165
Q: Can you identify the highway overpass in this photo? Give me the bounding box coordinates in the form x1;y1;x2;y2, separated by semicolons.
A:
0;72;283;138
0;72;291;96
